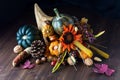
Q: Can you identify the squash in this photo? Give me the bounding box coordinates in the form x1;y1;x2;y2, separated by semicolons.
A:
16;25;41;48
49;40;61;56
42;24;54;37
52;8;74;35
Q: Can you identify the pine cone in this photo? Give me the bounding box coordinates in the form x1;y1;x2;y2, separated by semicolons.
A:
30;40;46;59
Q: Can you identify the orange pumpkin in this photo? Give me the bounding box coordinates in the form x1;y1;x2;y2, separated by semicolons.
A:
49;40;61;56
42;24;54;37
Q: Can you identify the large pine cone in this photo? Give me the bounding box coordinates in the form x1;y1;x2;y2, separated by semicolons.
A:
30;40;46;59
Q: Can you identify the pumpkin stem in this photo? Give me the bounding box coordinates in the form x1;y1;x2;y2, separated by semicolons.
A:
22;35;27;40
54;8;61;17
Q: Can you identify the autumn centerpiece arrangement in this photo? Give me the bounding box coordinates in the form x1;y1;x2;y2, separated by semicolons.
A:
12;3;115;76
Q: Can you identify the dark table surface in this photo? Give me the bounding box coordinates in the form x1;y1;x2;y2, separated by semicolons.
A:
0;6;120;80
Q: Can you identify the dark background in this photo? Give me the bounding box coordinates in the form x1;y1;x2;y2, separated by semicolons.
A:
1;0;120;27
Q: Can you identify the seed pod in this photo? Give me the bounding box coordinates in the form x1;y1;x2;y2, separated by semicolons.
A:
67;56;76;65
75;27;78;32
94;57;102;62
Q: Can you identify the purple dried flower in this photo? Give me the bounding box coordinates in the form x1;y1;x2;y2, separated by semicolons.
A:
28;64;35;69
82;25;95;43
88;37;95;43
94;64;101;69
105;68;115;76
93;68;100;73
93;64;115;76
100;64;108;73
97;64;108;73
22;60;31;69
22;60;35;69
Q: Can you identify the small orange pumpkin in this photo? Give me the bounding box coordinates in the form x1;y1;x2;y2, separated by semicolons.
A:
42;24;54;37
49;40;61;56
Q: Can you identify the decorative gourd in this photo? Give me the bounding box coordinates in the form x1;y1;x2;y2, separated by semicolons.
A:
52;8;74;35
41;22;54;45
42;24;54;37
16;25;41;48
49;40;61;56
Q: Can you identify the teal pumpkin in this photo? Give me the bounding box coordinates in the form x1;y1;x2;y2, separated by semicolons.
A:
16;25;41;48
52;8;74;35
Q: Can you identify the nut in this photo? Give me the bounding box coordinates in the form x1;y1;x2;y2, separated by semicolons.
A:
35;59;41;65
84;58;93;66
94;57;102;62
13;45;23;53
41;57;46;62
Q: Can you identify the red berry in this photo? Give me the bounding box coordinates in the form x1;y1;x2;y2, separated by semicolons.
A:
51;60;57;66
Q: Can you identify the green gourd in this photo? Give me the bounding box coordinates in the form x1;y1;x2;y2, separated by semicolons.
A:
52;8;74;35
16;25;41;48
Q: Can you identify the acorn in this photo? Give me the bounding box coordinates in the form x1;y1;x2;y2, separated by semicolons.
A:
35;59;41;65
41;57;47;62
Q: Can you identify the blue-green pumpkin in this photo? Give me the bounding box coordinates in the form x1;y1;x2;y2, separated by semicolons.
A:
16;25;41;48
52;8;74;35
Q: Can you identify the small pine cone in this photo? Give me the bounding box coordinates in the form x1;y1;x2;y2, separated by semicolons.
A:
30;40;46;59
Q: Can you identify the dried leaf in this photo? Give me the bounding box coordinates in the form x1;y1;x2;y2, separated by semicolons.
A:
94;64;108;73
105;68;115;76
22;60;35;69
28;64;35;69
93;64;115;76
